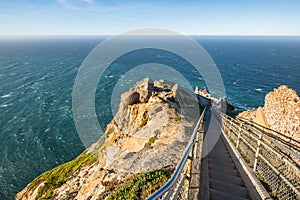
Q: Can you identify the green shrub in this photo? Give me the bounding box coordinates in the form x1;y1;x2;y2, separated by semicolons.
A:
144;136;157;148
107;167;173;200
144;130;161;148
175;116;181;121
29;152;97;199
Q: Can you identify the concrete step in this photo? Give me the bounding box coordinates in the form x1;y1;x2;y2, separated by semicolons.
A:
210;188;250;200
209;151;230;157
208;153;232;160
209;170;244;186
210;179;249;198
209;147;230;153
208;158;236;169
208;163;240;177
209;148;231;155
211;143;228;150
208;158;235;168
198;132;251;200
208;163;240;176
214;139;227;146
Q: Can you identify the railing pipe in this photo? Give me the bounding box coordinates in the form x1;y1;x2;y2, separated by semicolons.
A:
220;113;300;199
147;107;207;200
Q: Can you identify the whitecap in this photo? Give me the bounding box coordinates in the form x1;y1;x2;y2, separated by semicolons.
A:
0;103;13;108
105;75;114;78
0;92;13;98
255;88;263;91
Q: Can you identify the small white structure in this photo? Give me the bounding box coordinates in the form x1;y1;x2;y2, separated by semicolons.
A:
195;86;212;98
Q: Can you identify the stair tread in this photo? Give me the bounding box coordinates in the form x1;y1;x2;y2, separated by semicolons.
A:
208;163;239;174
210;179;249;198
208;159;236;168
208;154;232;160
210;188;250;200
209;170;244;186
208;151;232;157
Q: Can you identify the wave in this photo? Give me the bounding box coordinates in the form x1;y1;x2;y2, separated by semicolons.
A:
0;103;13;108
0;92;13;98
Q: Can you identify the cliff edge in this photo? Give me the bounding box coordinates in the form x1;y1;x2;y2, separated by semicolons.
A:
16;78;200;200
238;85;300;141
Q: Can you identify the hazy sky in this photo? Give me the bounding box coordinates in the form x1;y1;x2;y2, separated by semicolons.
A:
0;0;299;36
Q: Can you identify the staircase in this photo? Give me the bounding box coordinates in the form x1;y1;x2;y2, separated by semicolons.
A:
147;106;298;200
200;136;251;200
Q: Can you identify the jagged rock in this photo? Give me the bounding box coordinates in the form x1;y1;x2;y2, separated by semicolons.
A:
134;77;154;103
238;85;300;141
16;78;200;200
122;91;140;106
171;84;179;97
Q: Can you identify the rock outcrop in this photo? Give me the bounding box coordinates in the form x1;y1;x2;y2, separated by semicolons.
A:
238;85;300;141
16;78;200;200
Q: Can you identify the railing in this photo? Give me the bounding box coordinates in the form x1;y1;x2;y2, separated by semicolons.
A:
237;116;300;155
221;113;300;200
147;107;207;200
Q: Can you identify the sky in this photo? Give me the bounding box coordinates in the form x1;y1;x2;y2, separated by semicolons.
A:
0;0;300;36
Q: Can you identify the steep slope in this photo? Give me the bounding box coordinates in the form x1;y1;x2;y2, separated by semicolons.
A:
16;78;200;200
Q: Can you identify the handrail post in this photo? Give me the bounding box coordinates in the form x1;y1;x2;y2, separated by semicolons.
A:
221;114;226;133
229;119;233;138
236;122;244;148
253;133;262;172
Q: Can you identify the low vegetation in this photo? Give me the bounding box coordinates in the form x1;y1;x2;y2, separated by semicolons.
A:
255;172;278;199
29;152;97;199
144;130;160;148
175;116;181;121
107;167;174;200
98;127;115;147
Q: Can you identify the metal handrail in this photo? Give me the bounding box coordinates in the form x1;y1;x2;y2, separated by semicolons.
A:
237;116;300;150
221;113;300;199
221;113;300;161
237;116;299;142
147;107;207;200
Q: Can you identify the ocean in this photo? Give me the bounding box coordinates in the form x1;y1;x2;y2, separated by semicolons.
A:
0;36;299;199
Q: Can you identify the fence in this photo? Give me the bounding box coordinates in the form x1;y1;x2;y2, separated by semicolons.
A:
221;113;300;200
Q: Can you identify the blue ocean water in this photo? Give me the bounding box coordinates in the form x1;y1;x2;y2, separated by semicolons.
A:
0;36;299;199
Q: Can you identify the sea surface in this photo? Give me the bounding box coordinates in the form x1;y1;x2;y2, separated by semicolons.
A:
0;36;300;199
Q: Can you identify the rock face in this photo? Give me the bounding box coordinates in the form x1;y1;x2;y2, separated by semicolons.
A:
238;85;300;141
16;78;200;200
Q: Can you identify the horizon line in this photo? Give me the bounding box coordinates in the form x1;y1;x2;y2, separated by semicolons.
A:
1;34;300;38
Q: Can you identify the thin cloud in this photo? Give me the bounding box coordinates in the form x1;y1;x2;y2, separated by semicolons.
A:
55;0;156;13
89;1;156;12
56;0;80;11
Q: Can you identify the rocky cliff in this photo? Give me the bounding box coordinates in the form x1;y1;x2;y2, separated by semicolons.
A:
238;85;300;141
16;78;200;200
